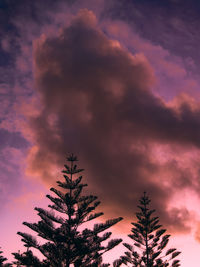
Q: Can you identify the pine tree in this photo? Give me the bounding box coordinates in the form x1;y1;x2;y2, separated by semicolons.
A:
13;154;123;266
114;192;181;267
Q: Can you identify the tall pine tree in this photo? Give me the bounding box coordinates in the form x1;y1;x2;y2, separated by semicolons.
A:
114;192;181;267
13;154;123;266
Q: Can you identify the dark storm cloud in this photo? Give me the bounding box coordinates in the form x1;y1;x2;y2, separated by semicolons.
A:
27;9;200;232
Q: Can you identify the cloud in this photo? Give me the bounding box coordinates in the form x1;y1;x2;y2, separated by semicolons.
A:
195;221;200;242
25;9;200;233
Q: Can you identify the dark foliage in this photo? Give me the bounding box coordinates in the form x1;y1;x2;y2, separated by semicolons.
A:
13;154;123;266
0;248;7;266
0;247;11;267
114;192;181;267
13;250;45;267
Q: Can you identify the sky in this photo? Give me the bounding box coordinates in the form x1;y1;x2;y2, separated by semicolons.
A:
1;0;200;265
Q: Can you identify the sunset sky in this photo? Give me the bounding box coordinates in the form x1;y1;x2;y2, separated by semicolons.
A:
1;0;200;265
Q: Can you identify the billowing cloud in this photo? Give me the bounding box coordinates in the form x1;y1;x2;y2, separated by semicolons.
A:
26;9;200;233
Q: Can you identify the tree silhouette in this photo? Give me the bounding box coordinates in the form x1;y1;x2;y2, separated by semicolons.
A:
13;249;45;267
0;248;7;266
0;247;11;267
13;154;123;266
114;192;181;267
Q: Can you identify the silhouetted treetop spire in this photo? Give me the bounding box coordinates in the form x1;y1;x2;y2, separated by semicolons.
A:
114;192;181;267
13;154;123;266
